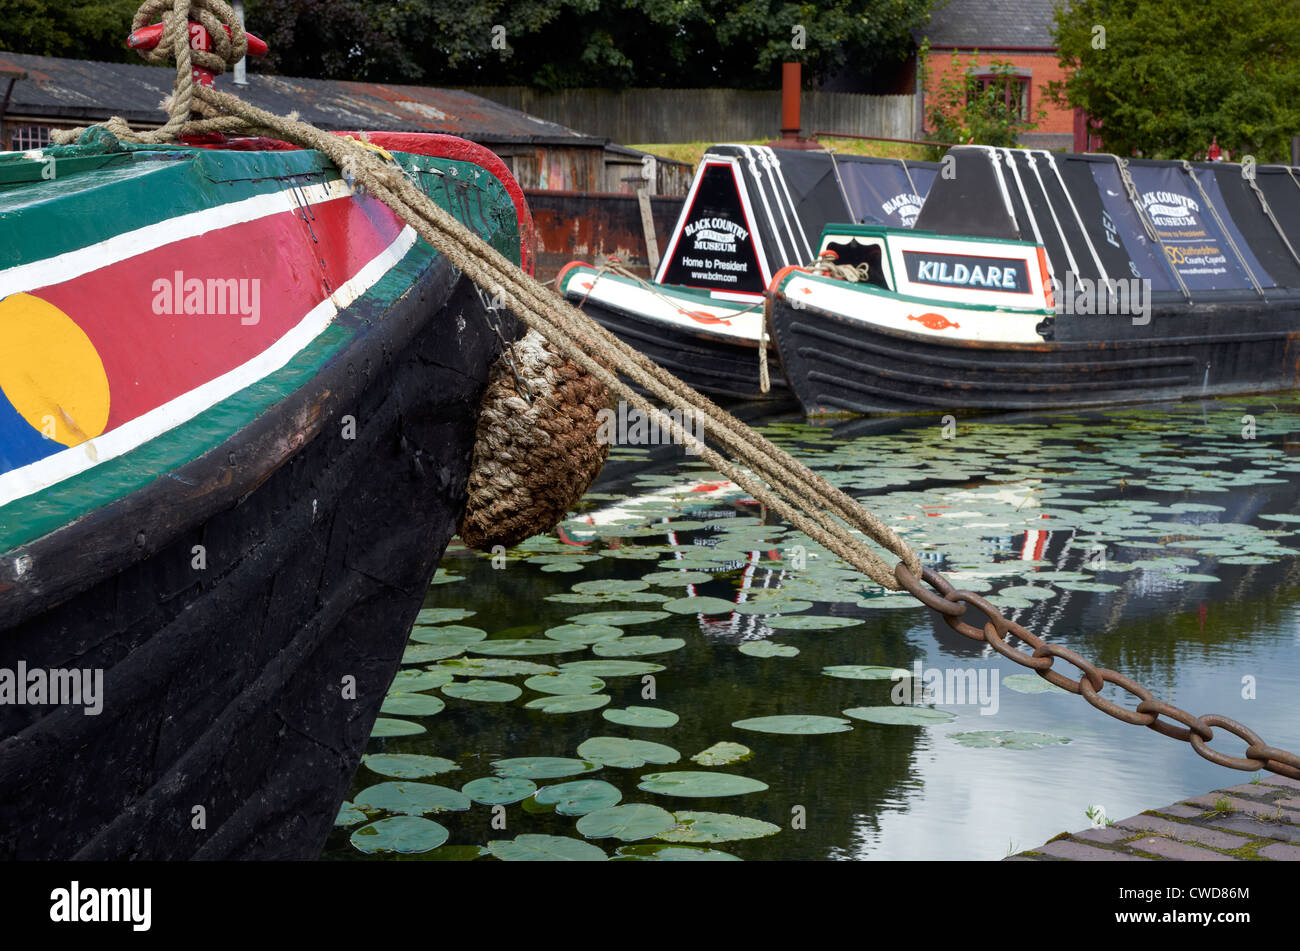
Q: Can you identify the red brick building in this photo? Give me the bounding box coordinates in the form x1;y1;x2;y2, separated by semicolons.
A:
917;0;1093;151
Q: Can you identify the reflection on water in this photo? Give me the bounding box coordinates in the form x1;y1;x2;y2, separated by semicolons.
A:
324;398;1300;861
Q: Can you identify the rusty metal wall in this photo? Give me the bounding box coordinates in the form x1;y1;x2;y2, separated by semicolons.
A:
525;189;686;282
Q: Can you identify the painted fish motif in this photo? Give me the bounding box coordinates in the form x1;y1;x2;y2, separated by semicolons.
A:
683;310;732;326
908;312;960;331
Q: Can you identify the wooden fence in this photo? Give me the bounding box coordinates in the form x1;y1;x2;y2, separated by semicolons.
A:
462;87;916;144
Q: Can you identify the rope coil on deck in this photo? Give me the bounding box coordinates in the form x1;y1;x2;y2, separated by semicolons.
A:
52;0;1300;782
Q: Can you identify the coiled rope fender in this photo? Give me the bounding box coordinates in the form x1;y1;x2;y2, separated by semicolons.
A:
458;330;612;550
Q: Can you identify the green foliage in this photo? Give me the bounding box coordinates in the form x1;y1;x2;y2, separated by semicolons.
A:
918;39;1046;159
1049;0;1300;161
0;0;139;61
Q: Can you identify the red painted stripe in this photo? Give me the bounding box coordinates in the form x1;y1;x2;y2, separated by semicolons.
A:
35;191;401;430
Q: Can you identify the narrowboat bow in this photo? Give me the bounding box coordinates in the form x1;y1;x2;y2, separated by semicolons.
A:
0;127;532;859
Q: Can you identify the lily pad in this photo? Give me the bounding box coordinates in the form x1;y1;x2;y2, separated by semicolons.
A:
461;776;537;805
437;658;557;678
491;757;600;779
640;570;716;586
822;665;909;681
409;625;487;646
363;753;460;779
690;742;752;766
390;668;455;692
370;717;425;737
442;679;523;703
400;643;466;664
638;771;768;797
950;730;1071;750
350;816;449;854
544;623;623;644
842;706;955;725
485;834;607;862
732;715;852;735
763;615;864;630
524;672;606;695
656;811;781;843
470;638;585;656
577;736;681;768
353;781;471;816
612;844;741;861
602;706;680;728
560;660;667;677
524;694;611;714
738;640;799;658
663;596;738;615
592;636;685;657
534;779;622;816
414;607;476;625
577;804;676;841
570;611;669;626
334;801;368;827
1002;674;1069;695
380;693;446;717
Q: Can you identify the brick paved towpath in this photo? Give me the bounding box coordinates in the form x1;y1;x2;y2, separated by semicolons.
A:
1009;773;1300;861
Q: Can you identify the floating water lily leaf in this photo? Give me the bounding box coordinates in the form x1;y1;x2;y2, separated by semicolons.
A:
534;779;622;816
470;638;585;656
612;844;741;861
738;640;799;658
690;742;752;767
437;658;557;678
592;636;685;657
842;706;955;726
335;801;368;827
732;715;852;735
409;624;487;646
763;615;864;630
638;771;768;797
353;781;471;816
577;736;681;768
570;579;651;596
390;668;455;692
561;660;666;677
524;694;611;714
380;693;446;717
822;665;909;681
732;599;814;616
414;607;476;625
577;803;676;841
640;570;716;586
429;569;463;585
363;754;460;779
1171;573;1221;583
656;811;781;843
1001;674;1069;695
350;816;449;854
442;679;523;703
1054;581;1122;592
543;623;623;644
602;706;679;728
461;777;537;805
571;611;669;626
491;757;599;779
950;730;1071;750
525;672;606;696
663;596;738;615
400;643;465;664
370;717;425;737
997;586;1057;601
486;834;608;862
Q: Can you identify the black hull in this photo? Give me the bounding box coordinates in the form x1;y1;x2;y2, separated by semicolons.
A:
770;294;1300;416
0;258;510;860
574;296;786;401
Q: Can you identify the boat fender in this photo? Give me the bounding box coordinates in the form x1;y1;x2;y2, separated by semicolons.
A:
458;330;612;550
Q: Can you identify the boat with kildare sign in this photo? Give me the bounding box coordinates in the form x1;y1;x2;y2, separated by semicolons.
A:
769;146;1300;416
557;144;938;399
0;123;532;859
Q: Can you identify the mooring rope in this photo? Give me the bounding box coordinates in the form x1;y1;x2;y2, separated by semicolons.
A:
48;0;1300;780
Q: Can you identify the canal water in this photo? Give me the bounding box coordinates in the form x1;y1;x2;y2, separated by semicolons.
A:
324;397;1300;861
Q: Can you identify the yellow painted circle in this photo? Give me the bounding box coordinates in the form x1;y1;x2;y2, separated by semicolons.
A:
0;292;110;446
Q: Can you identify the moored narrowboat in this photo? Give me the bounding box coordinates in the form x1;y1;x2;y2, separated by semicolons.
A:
0;127;532;859
769;146;1300;416
558;145;939;399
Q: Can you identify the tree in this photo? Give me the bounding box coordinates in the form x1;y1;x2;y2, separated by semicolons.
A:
1049;0;1300;161
0;0;139;62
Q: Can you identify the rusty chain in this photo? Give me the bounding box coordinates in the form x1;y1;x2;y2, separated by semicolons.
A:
894;562;1300;781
